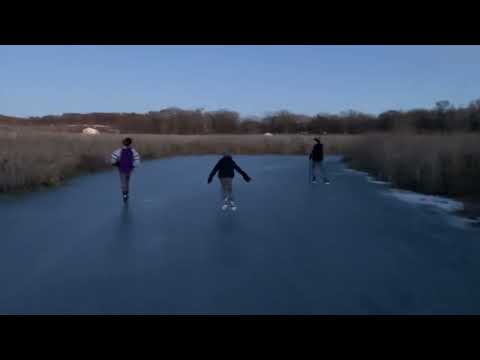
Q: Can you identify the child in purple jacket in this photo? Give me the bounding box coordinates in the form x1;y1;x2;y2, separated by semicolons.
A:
111;138;141;202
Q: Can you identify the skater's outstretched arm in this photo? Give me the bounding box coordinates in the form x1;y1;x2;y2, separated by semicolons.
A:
233;162;251;182
132;149;141;167
111;149;121;166
208;161;220;183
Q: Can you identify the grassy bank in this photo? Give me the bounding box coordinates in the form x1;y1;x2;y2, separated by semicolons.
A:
340;133;480;203
0;130;321;192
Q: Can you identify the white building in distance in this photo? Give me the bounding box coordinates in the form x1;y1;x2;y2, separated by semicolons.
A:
82;127;100;135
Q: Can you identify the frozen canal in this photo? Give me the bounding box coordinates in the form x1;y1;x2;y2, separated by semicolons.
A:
1;155;479;314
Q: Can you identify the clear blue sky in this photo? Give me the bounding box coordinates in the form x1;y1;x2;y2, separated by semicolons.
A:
1;45;479;118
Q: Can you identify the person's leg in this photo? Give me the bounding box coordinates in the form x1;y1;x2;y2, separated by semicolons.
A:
125;172;131;194
119;171;131;201
220;178;229;203
225;178;234;203
312;161;318;181
119;171;128;194
319;161;329;183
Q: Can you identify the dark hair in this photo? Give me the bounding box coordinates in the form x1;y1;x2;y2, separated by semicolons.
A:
314;138;320;143
123;137;132;146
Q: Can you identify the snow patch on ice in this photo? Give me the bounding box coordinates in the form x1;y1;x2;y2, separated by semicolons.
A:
344;168;369;176
442;214;480;231
343;167;387;184
366;176;391;185
459;217;480;226
385;189;464;213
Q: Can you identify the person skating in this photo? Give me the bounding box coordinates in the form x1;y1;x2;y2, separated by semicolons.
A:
111;137;141;202
208;151;251;211
309;138;330;184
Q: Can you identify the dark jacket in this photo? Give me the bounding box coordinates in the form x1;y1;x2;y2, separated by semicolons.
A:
309;143;324;162
208;156;251;183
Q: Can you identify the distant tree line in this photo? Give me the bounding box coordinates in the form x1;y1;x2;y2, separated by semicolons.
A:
1;99;480;134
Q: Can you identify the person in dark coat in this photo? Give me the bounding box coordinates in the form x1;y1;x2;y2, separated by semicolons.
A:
309;138;330;184
208;150;251;210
